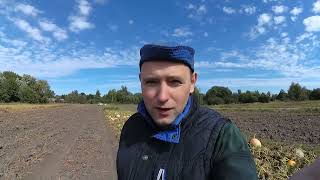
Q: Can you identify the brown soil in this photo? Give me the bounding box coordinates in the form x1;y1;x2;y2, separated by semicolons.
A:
0;104;117;180
219;110;320;145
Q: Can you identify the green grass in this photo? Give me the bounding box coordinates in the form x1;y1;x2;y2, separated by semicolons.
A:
0;103;65;112
104;103;137;112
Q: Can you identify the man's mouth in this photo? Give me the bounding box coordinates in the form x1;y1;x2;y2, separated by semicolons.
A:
156;107;172;115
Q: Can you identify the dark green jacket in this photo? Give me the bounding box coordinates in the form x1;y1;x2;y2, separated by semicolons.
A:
117;98;258;180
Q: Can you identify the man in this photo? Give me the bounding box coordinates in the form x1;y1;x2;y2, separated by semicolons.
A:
116;43;258;180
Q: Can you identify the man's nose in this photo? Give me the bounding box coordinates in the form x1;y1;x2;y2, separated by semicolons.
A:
157;83;169;103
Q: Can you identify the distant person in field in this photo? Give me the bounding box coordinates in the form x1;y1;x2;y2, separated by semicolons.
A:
116;43;258;179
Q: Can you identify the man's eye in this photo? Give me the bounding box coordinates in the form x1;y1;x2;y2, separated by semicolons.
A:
170;80;182;86
145;80;157;85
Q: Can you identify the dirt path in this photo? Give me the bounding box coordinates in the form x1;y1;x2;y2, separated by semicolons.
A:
0;104;118;180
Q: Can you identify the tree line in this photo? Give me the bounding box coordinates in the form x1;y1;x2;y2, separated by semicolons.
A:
198;82;320;105
1;71;320;104
51;83;320;105
58;86;142;104
0;71;54;103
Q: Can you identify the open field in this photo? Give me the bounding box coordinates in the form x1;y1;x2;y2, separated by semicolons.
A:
104;101;320;179
0;101;318;179
0;104;117;179
210;100;320;112
0;103;65;112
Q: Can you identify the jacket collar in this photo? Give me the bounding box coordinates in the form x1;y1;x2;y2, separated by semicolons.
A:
137;96;192;143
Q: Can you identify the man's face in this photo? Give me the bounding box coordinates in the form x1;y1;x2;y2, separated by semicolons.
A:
140;61;197;127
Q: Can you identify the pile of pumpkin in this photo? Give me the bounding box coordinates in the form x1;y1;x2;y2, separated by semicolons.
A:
249;137;317;179
104;110;132;138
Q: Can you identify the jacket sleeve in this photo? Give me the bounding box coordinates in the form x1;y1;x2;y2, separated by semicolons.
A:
210;121;258;180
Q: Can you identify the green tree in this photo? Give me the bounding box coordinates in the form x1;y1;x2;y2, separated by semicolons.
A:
79;92;87;104
65;90;79;103
2;71;21;102
287;82;308;101
205;86;233;105
116;86;131;103
276;89;287;101
86;94;95;104
193;86;204;105
34;80;54;103
18;85;39;103
239;91;259;103
21;74;37;87
133;93;143;104
0;72;9;102
258;92;270;103
104;89;117;103
309;88;320;100
95;90;101;103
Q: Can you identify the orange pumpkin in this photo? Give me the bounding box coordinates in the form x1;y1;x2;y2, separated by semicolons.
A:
250;138;262;148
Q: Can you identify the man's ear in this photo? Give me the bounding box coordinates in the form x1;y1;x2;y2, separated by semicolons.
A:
190;72;198;94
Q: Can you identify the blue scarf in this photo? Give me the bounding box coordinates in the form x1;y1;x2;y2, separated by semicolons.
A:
137;96;192;143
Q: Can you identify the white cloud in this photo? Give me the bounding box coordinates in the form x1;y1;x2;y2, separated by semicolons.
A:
223;7;236;14
39;20;56;31
52;29;68;41
172;27;193;37
290;7;303;16
78;0;91;16
281;32;288;37
240;5;256;15
272;5;288;14
68;0;94;32
303;16;320;32
198;35;320;79
0;32;27;48
187;3;207;15
312;1;320;14
186;3;195;10
257;26;266;34
262;0;282;3
295;33;313;43
69;16;94;32
291;16;297;21
258;13;272;26
13;18;48;42
248;13;273;39
290;7;303;22
15;3;41;17
197;5;207;14
39;20;68;41
0;30;140;78
274;16;286;24
186;3;207;20
5;2;67;42
249;26;265;40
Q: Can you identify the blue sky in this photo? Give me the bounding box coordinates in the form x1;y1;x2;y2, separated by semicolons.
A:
1;0;320;95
